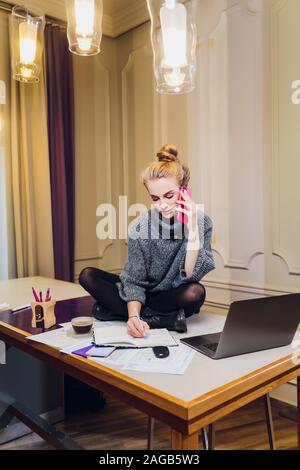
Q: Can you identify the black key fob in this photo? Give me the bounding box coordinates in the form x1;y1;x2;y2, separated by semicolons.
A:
152;346;170;358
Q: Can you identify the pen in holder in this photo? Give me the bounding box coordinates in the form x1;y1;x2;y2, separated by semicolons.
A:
31;300;57;329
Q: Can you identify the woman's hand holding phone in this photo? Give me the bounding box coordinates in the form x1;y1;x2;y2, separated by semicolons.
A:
176;186;192;225
175;186;199;241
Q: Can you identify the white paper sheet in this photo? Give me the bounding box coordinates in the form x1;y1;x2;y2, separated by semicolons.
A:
91;348;130;366
27;321;124;353
26;321;194;374
90;344;195;375
60;338;93;354
27;325;93;350
0;303;10;311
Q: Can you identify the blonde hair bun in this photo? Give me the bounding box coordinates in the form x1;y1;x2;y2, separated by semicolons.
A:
156;144;178;163
140;143;190;188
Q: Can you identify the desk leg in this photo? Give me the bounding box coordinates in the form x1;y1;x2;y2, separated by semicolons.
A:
298;376;300;449
0;402;82;450
171;430;199;450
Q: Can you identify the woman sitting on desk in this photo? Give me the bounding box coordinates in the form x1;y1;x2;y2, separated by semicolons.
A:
79;144;215;338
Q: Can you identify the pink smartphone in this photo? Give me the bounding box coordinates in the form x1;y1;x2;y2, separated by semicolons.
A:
177;186;192;225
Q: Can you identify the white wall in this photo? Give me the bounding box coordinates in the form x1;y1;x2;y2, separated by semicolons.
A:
85;0;266;309
74;0;300;404
74;0;300;307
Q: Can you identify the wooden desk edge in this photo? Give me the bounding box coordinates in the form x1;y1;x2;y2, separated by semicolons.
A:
187;352;300;420
1;320;299;438
0;321;189;420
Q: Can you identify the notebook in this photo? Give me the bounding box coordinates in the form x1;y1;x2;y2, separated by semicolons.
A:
93;325;178;349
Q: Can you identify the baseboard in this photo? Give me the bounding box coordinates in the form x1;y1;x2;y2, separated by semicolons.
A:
74;267;122;283
0;406;64;445
202;300;229;314
204;279;297;297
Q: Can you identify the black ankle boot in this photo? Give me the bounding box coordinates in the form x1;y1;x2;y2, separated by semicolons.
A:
140;307;187;333
92;302;125;322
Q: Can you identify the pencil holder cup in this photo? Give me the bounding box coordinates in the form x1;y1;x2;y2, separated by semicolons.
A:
31;300;57;329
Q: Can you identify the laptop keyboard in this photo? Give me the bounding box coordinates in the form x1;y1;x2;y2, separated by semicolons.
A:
204;343;219;352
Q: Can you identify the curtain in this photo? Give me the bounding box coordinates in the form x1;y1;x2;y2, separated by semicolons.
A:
0;11;54;279
10;65;55;278
45;25;75;282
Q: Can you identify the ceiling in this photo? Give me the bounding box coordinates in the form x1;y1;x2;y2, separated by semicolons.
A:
104;0;139;16
1;0;150;37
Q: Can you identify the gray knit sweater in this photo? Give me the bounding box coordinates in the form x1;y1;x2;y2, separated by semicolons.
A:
116;208;215;306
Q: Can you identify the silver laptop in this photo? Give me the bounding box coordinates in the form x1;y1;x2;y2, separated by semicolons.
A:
181;294;300;359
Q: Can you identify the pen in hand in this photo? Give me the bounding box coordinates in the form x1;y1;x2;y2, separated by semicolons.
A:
128;315;147;337
136;315;149;337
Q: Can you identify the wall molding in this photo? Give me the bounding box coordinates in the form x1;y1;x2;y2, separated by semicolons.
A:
270;0;300;275
204;299;230;311
121;50;136;201
206;0;264;270
95;60;114;262
204;278;297;296
74;266;122;282
74;265;296;301
75;241;114;264
75;59;114;264
212;248;264;271
121;45;152;202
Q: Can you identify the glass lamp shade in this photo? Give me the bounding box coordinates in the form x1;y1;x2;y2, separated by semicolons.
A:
147;0;197;94
66;0;103;56
9;6;45;84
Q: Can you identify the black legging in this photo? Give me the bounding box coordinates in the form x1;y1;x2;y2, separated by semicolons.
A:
79;267;206;320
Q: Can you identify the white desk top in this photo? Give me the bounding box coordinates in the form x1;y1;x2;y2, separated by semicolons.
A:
0;276;88;309
93;312;300;403
1;278;299;404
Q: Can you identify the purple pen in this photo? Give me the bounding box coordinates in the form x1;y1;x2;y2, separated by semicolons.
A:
45;288;50;302
32;287;39;302
39;291;43;302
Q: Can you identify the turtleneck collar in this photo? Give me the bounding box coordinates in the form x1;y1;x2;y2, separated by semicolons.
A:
159;211;175;225
151;209;185;240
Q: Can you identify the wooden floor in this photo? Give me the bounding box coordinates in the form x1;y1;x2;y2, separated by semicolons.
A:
0;396;298;450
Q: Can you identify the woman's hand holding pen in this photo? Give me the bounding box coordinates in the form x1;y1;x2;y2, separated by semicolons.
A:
127;316;150;338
